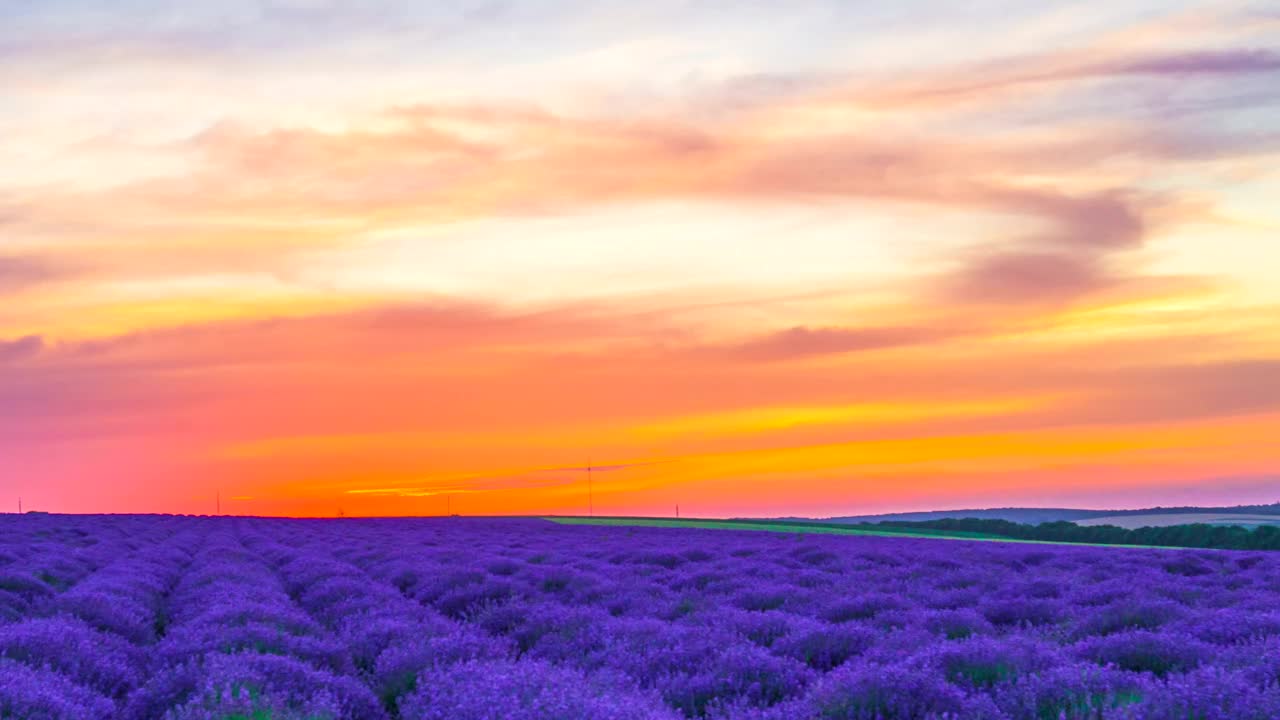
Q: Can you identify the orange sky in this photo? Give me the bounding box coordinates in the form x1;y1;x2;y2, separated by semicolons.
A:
2;1;1279;516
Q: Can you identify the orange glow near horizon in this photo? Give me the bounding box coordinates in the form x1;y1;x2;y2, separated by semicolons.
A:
3;2;1280;517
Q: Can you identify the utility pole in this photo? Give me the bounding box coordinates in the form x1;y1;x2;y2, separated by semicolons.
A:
587;458;594;518
676;503;680;519
17;497;21;514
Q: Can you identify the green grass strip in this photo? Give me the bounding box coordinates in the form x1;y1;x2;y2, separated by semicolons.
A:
542;517;1176;549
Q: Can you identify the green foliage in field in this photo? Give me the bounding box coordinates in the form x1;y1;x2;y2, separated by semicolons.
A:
873;518;1280;551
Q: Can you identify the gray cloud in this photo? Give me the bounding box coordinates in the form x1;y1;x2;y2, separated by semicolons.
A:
726;325;960;362
0;335;44;364
1099;49;1280;77
945;251;1111;305
0;255;68;295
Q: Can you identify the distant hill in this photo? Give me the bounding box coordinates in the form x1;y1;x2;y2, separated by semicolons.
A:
808;502;1280;526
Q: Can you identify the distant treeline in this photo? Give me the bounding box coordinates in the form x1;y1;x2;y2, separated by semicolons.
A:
1083;502;1280;517
870;518;1280;551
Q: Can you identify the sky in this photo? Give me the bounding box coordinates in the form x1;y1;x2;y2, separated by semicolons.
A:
2;0;1279;518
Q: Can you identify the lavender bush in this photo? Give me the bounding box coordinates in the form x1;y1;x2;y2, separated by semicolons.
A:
4;513;1280;718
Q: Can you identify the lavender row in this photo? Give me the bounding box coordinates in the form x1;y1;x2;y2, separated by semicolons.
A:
122;528;385;719
0;514;182;624
0;519;201;718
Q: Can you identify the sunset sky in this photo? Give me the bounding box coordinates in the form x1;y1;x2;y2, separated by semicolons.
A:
3;1;1279;517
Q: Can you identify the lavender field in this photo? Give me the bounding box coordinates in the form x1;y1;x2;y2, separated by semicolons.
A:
4;515;1280;718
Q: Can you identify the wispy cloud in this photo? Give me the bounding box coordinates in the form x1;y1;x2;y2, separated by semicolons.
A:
345;487;480;497
544;461;669;473
866;48;1280;108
